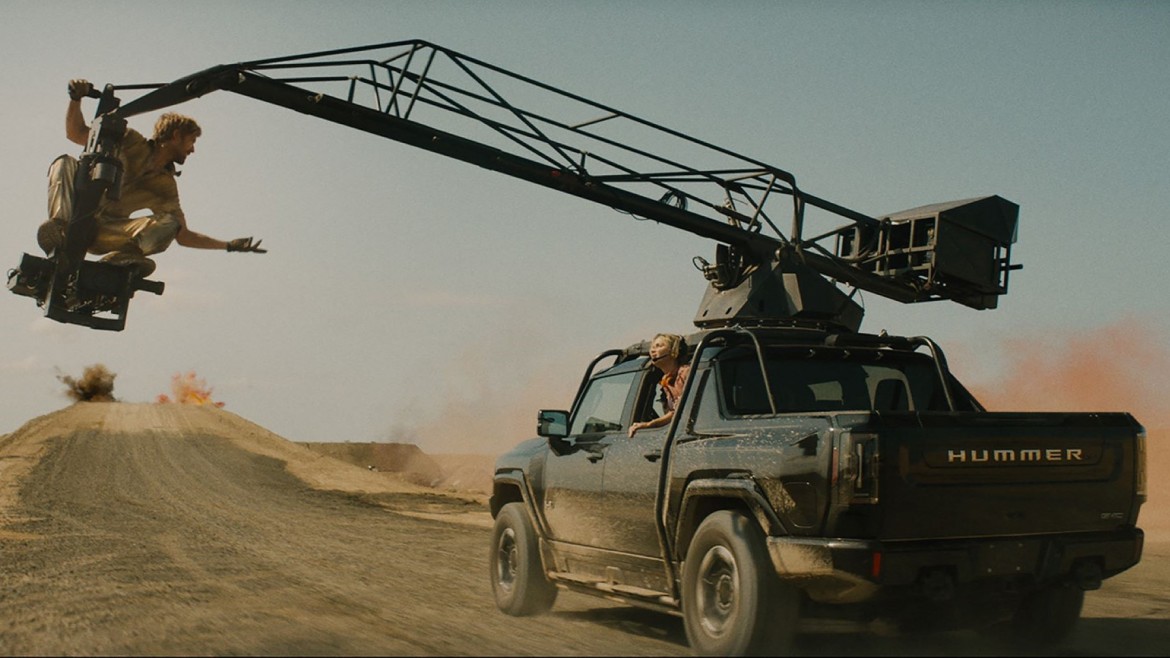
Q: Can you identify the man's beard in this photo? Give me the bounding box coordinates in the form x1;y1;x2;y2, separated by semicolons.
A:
172;153;188;166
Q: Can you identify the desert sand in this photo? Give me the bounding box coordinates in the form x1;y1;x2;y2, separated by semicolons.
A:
0;402;1166;655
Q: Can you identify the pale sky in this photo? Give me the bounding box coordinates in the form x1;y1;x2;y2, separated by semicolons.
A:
2;1;1167;453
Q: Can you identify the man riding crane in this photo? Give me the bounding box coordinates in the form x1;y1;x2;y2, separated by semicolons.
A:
36;79;266;279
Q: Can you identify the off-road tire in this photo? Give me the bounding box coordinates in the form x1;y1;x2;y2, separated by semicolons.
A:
1007;583;1084;647
489;502;557;616
681;510;799;656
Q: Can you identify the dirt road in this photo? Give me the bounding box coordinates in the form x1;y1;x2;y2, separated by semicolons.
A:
0;403;1166;655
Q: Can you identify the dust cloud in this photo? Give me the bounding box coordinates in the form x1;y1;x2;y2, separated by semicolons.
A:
391;363;577;456
388;330;583;456
57;364;117;402
964;318;1169;426
956;318;1169;537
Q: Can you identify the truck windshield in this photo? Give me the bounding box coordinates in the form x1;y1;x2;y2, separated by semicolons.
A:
715;347;955;415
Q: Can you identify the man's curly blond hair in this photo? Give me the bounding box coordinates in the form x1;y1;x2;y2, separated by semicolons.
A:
152;113;202;142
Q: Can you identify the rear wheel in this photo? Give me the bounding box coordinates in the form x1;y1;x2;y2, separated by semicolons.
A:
1008;583;1084;647
489;502;557;616
681;510;799;656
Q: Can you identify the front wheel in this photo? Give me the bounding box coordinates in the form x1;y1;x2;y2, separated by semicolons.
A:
489;502;557;616
681;510;799;656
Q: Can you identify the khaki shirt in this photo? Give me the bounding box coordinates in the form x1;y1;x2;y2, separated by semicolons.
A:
100;128;183;223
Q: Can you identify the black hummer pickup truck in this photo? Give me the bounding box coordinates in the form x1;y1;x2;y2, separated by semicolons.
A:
488;326;1146;655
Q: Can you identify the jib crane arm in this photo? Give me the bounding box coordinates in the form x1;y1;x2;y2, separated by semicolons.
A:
93;40;1019;327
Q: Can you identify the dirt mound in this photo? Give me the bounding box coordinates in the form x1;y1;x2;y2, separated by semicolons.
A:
0;403;485;521
0;401;654;655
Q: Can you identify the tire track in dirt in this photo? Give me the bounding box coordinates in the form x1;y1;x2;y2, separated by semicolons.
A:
0;404;687;656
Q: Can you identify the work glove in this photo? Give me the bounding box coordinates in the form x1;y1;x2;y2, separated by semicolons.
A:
68;79;94;101
226;237;267;253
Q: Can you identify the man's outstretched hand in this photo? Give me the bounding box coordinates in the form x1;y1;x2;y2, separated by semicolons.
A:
226;237;267;253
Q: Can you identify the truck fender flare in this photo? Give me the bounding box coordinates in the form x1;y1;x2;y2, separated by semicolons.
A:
491;468;540;524
492;469;551;535
492;468;559;577
673;477;789;558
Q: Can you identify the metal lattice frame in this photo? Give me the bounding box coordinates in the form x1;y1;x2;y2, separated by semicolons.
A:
111;41;864;247
99;40;1013;308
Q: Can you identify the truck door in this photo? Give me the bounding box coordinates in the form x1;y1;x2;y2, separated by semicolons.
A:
541;368;640;548
597;368;668;556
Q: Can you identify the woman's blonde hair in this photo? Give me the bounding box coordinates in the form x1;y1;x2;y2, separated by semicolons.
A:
153;112;202;142
653;333;686;359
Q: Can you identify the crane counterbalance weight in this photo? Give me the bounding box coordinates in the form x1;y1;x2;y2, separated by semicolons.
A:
7;40;1020;331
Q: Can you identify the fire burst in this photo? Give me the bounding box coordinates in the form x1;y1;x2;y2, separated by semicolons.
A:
157;371;225;408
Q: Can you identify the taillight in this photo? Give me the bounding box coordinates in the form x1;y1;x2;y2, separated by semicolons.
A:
843;432;880;504
1136;426;1148;502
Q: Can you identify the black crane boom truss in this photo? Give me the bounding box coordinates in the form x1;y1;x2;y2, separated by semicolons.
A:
108;40;1017;309
10;39;1019;331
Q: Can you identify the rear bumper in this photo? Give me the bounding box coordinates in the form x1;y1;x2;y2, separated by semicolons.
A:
766;527;1144;604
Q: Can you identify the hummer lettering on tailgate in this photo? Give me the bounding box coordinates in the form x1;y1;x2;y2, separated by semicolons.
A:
946;448;1086;464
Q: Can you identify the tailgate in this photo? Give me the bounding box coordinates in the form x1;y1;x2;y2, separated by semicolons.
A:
868;412;1142;540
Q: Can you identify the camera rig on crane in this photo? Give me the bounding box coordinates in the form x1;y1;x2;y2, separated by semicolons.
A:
8;40;1019;331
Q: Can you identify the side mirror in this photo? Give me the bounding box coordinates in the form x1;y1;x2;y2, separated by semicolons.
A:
537;409;569;439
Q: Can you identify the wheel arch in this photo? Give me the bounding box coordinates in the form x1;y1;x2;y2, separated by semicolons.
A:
673;477;788;561
490;471;526;518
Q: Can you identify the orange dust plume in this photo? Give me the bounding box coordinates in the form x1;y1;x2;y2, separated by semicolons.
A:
156;371;225;408
957;318;1170;538
964;318;1169;428
58;364;117;402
